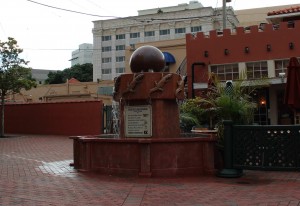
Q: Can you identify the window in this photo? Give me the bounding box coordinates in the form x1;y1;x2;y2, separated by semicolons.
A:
191;26;202;33
102;35;111;41
159;29;170;35
210;64;239;81
116;67;125;73
102;46;111;52
116;56;125;62
102;68;111;74
246;61;268;79
116;45;125;51
175;28;186;34
130;44;135;50
102;57;111;63
130;32;140;38
144;31;155;37
98;86;113;95
116;34;125;40
274;59;289;77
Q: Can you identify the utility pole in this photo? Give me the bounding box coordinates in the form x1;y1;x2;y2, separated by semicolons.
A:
223;0;231;29
222;0;226;29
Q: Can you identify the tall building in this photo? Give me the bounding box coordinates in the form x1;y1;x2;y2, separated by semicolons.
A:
70;43;93;67
92;1;238;81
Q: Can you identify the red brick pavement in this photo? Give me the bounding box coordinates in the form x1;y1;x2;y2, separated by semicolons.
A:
1;135;300;205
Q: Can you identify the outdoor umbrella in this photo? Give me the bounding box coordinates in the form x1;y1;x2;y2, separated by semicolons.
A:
284;57;300;115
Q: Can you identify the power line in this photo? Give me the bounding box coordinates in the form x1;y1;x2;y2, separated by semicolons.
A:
134;13;234;23
25;0;234;25
23;46;187;52
137;15;213;22
24;48;76;51
26;0;119;18
85;0;115;15
23;48;128;52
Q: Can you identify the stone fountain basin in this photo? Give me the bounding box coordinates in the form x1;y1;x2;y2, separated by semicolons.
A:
70;133;217;177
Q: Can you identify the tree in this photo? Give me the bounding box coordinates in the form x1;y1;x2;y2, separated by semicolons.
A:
68;63;93;82
45;70;65;84
0;37;37;137
180;97;205;132
45;63;93;84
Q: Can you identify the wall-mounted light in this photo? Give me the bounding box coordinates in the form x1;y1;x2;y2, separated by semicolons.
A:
266;44;271;52
204;50;209;57
260;99;266;106
244;47;250;53
279;72;286;83
289;42;294;50
224;49;229;55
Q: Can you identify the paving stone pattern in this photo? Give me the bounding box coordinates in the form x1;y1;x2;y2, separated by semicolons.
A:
1;135;300;205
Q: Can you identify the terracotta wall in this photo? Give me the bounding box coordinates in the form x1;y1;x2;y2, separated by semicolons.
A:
71;136;216;177
186;21;300;98
4;101;103;136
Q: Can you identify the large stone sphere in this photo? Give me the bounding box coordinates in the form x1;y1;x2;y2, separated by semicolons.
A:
129;45;165;73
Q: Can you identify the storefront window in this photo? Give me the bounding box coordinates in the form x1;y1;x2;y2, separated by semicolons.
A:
274;59;289;77
246;61;268;79
210;64;239;81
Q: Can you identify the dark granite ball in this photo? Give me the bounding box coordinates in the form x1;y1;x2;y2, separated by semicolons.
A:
129;45;165;73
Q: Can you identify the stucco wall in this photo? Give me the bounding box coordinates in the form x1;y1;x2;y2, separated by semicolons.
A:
4;101;103;136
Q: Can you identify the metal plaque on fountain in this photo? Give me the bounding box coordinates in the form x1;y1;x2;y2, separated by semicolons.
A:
125;105;152;137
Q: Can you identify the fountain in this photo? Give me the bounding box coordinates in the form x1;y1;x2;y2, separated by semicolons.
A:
71;46;217;177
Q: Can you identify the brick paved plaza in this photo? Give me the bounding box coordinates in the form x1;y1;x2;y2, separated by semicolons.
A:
1;135;300;205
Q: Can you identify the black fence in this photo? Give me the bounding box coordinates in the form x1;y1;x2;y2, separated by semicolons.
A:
218;121;300;177
232;124;300;170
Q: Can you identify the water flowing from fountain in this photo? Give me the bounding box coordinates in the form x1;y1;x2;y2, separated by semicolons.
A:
111;100;120;138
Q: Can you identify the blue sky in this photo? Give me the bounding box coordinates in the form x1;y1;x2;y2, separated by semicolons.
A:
1;0;299;70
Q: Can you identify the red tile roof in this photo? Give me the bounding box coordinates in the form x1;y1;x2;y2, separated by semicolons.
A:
268;6;300;16
67;78;80;83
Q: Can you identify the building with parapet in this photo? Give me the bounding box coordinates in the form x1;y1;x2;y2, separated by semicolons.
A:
9;79;113;105
186;17;300;125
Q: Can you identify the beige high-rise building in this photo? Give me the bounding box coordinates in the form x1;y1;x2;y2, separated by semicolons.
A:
92;1;238;81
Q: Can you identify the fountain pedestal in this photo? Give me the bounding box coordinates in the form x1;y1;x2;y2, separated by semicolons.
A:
113;72;184;139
